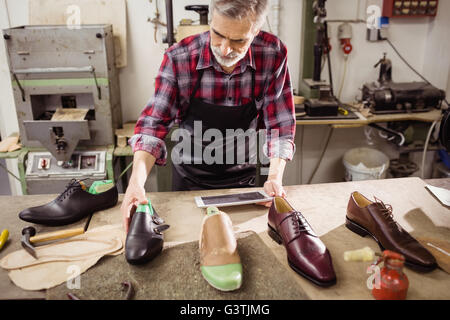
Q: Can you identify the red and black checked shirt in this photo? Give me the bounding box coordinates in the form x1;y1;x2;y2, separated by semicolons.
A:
129;31;296;166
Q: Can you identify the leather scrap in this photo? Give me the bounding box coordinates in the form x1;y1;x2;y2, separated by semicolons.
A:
416;237;450;274
0;237;122;270
199;211;241;267
0;224;125;291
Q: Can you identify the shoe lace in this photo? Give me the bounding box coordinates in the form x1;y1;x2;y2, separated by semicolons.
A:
374;196;397;226
290;211;312;235
56;178;85;201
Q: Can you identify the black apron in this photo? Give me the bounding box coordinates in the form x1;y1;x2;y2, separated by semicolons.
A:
171;68;259;191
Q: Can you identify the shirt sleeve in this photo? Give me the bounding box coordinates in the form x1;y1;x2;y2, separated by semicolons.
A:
261;54;296;161
129;52;179;166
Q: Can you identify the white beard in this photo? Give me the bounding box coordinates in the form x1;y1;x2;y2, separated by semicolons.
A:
211;44;247;68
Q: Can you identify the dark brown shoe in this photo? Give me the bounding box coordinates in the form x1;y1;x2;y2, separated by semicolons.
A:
268;197;337;287
346;191;437;272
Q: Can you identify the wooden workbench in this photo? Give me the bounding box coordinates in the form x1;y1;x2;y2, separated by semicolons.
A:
0;177;449;300
296;109;443;127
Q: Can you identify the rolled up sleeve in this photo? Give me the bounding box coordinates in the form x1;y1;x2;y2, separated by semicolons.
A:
262;54;296;161
129;53;179;166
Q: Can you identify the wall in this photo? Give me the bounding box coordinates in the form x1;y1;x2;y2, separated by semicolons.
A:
282;0;449;186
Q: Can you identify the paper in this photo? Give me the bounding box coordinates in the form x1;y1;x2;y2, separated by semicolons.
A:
426;185;450;207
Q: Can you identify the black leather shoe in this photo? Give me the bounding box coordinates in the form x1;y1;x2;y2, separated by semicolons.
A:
18;179;118;226
125;203;170;265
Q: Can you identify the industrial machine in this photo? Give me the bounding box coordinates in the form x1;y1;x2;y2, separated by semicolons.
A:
175;5;210;43
362;53;446;114
302;0;340;117
2;25;122;194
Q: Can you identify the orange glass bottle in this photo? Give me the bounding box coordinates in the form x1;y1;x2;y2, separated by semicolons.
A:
372;250;409;300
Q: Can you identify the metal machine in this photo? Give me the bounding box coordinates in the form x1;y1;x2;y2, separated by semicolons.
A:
362;53;446;114
302;0;340;117
2;25;122;194
175;5;210;43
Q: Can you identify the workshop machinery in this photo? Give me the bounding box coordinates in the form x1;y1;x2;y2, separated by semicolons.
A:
362;53;446;114
300;0;340;117
2;25;122;194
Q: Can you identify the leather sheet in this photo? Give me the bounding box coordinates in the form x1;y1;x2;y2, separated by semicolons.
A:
0;224;125;291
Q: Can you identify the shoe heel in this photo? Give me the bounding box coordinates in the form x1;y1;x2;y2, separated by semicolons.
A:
267;224;283;245
345;217;369;238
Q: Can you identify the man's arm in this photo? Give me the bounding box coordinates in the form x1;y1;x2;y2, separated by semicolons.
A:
121;151;157;233
122;52;178;232
260;42;296;202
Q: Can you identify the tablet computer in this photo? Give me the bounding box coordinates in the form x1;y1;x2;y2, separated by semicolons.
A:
194;191;272;208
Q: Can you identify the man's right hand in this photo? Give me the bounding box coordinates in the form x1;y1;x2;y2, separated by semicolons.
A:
121;180;148;233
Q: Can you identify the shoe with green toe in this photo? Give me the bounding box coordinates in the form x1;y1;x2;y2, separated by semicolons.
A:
199;207;243;291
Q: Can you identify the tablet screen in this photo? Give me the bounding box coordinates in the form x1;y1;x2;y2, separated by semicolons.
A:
201;192;266;205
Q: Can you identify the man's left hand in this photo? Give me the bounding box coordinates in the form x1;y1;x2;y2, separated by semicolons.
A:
257;179;287;208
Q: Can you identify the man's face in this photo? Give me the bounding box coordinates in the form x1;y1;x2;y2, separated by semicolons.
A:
210;10;259;69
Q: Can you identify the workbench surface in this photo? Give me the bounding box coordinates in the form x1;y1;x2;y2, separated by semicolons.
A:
1;177;449;300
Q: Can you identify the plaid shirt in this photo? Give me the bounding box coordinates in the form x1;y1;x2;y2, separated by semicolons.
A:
129;31;296;166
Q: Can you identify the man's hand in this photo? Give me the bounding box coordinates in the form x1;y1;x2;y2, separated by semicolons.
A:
256;158;287;207
121;180;148;233
121;151;157;233
257;178;287;208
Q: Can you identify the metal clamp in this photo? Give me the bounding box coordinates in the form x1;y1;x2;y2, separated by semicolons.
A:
12;66;102;101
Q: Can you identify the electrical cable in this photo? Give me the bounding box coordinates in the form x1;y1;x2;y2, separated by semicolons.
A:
265;15;273;33
4;0;11;28
385;38;431;85
324;22;335;96
338;55;349;100
307;126;334;184
116;160;134;184
421;120;438;179
300;125;305;184
0;160;21;182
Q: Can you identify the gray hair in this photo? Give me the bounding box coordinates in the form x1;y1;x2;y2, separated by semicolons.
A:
210;0;268;30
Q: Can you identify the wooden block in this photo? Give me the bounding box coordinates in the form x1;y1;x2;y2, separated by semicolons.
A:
0;133;20;153
294;95;305;105
51;108;88;121
116;136;127;148
115;121;136;147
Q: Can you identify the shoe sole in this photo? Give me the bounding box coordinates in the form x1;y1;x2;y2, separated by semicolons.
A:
267;224;337;287
345;216;437;273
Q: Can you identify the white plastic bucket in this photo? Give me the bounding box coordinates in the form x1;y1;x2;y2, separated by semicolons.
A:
343;147;389;181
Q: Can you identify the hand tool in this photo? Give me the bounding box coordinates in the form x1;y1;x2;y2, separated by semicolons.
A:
21;212;93;259
0;229;9;251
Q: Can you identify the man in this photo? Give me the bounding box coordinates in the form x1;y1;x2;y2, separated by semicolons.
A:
121;0;296;232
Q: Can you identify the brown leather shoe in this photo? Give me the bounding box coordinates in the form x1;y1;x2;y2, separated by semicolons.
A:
346;191;437;272
268;197;337;287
